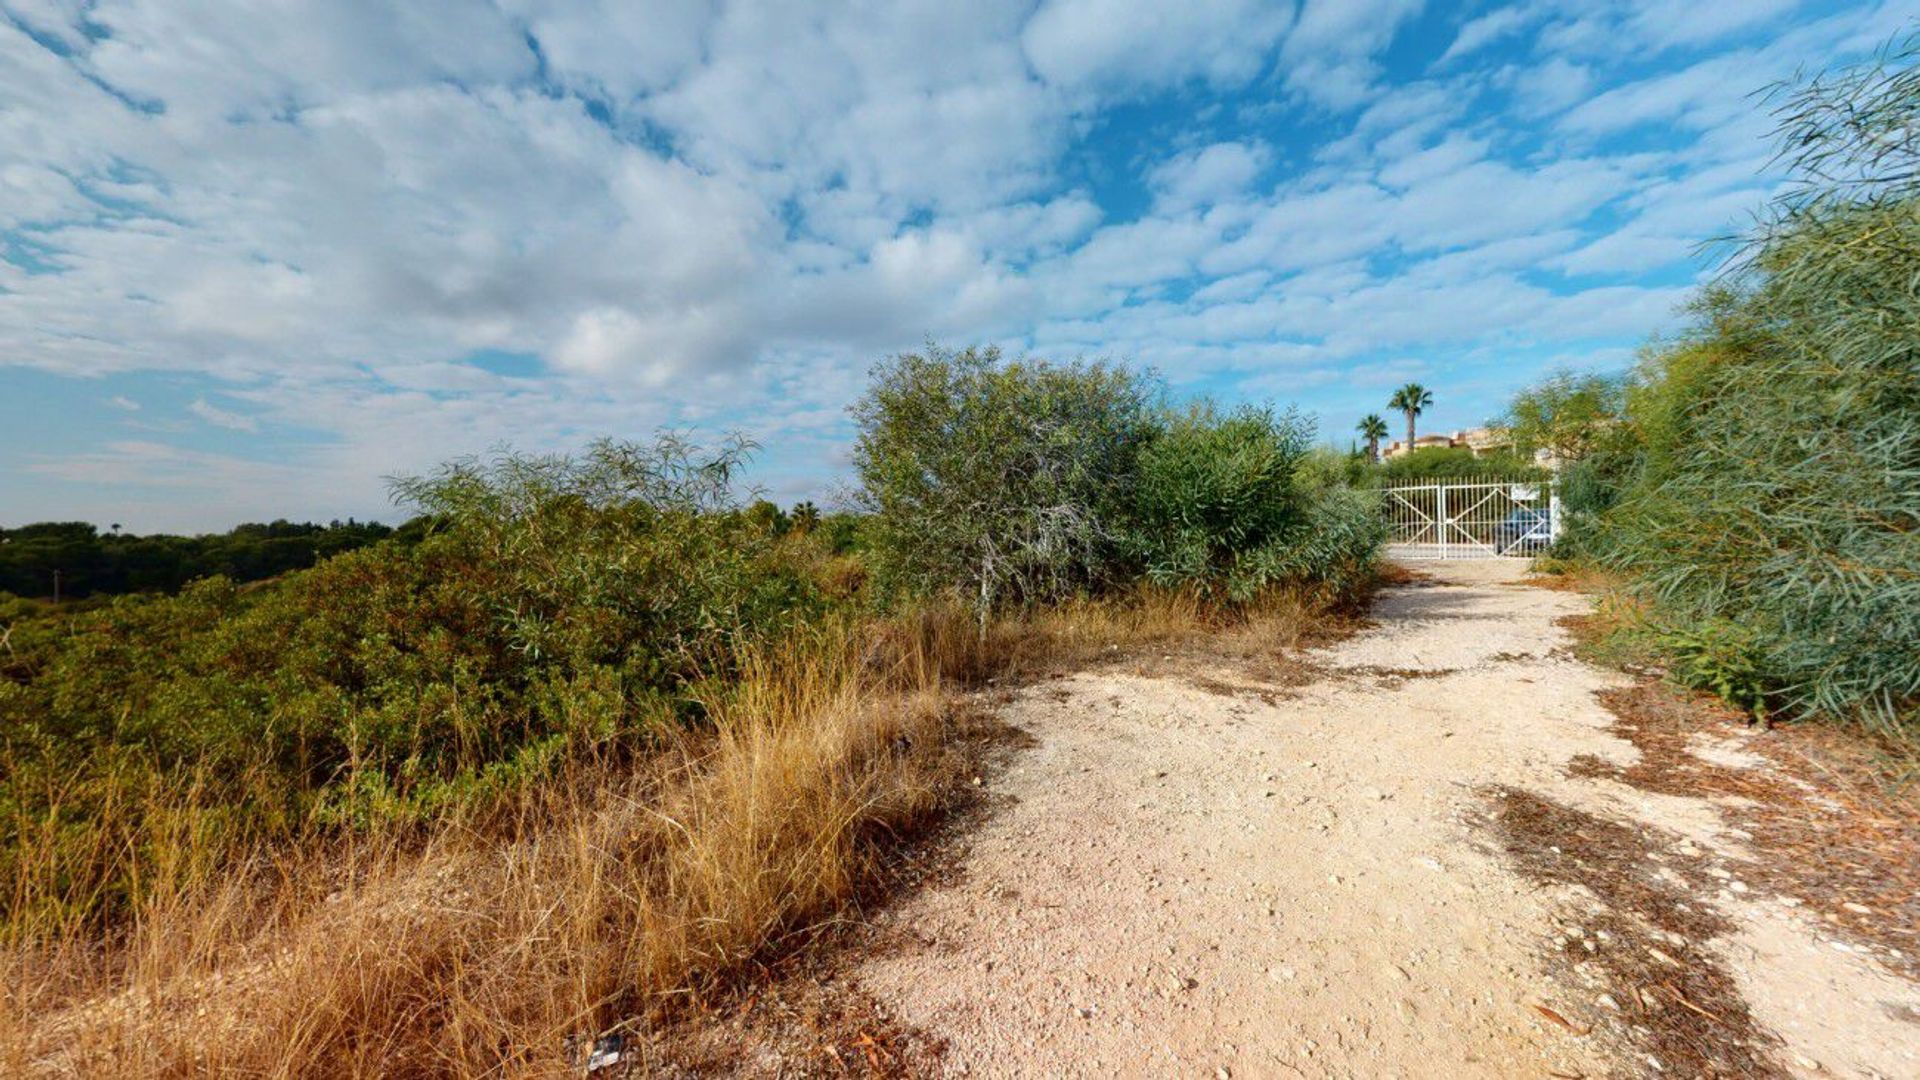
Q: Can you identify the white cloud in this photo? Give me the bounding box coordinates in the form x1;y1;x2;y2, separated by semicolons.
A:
82;1;532;120
1279;0;1427;109
4;0;93;49
1438;6;1538;64
1149;140;1272;208
31;440;293;488
1626;0;1802;50
1376;134;1486;189
188;397;259;432
1191;271;1270;304
1551;181;1766;275
1313;81;1467;168
1560;53;1751;134
1021;0;1293;92
0;0;1904;527
501;0;712;100
1510;57;1594;116
645;2;1063;215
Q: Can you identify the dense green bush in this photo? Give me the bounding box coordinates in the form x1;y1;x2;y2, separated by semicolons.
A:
0;436;830;919
1579;42;1920;735
851;345;1155;615
1125;406;1379;601
817;511;870;556
852;347;1384;613
1125;404;1310;596
1651;619;1777;725
1278;452;1392;602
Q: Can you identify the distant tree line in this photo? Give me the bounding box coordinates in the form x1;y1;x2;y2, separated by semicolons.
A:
0;518;423;599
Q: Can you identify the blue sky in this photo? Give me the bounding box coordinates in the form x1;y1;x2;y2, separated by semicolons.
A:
2;0;1914;532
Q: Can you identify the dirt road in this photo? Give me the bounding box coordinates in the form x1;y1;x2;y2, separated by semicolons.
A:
857;561;1920;1078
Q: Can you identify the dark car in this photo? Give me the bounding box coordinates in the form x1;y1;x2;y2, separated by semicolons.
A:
1494;508;1552;553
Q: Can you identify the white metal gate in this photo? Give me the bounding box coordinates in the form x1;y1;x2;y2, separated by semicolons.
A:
1379;477;1559;560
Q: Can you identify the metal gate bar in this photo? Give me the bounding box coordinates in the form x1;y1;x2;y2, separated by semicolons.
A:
1378;476;1557;560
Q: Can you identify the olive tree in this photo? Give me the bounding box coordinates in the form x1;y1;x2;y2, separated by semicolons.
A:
850;345;1153;620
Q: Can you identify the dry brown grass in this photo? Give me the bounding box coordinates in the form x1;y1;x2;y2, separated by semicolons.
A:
0;585;1340;1077
1372;560;1438;588
1519;560;1618;594
3;622;967;1076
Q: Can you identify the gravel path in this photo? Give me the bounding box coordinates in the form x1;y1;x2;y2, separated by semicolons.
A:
857;561;1920;1078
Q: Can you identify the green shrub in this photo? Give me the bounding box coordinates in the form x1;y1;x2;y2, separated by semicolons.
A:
1544;443;1634;560
1590;41;1920;735
851;345;1154;616
1653;619;1777;725
1125;404;1308;597
1277;455;1390;603
1499;369;1627;464
1124;406;1380;601
0;436;831;922
851;347;1386;614
818;511;870;555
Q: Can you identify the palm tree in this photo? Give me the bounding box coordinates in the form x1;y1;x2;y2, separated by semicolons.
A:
1387;383;1433;451
790;500;821;534
1355;414;1389;463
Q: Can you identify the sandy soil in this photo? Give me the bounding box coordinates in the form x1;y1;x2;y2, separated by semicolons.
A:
856;561;1920;1078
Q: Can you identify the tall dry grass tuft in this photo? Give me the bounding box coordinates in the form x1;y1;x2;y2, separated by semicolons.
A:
0;584;1342;1076
863;585;1325;689
2;615;970;1076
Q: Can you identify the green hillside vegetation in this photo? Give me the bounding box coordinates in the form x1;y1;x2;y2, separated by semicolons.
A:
0;362;1380;948
1;437;822;924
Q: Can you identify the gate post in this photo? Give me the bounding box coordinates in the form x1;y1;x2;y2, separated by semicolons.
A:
1436;483;1448;560
1548;479;1562;545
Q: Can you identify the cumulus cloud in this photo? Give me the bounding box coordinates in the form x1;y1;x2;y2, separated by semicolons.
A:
0;0;1900;528
1279;0;1427;109
1148;141;1272;208
501;0;711;100
1021;0;1293;93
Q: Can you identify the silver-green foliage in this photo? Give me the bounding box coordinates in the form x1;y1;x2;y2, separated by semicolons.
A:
852;348;1385;615
1601;39;1920;733
851;346;1154;615
1277;452;1390;603
1499;368;1627;463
